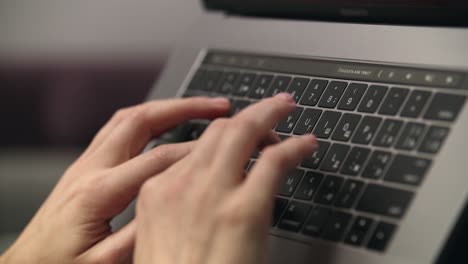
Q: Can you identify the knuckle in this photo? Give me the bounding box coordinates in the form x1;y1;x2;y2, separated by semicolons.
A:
208;118;229;131
215;199;262;228
151;144;176;163
232;117;259;134
138;178;159;209
262;147;290;168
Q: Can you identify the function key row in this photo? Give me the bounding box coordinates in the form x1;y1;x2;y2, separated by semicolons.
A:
187;68;466;122
273;198;397;252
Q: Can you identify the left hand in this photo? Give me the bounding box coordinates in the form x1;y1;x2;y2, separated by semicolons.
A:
0;97;230;264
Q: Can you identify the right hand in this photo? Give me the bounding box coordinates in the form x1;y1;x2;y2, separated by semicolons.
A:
135;93;318;264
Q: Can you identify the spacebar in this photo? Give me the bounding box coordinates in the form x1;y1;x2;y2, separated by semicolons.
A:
355;184;414;218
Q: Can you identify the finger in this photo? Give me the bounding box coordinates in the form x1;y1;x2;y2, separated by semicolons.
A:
240;135;317;214
205;93;295;186
77;220;136;264
104;141;196;203
94;97;230;167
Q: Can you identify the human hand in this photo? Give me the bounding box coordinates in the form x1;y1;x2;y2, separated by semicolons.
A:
134;93;318;264
0;97;230;264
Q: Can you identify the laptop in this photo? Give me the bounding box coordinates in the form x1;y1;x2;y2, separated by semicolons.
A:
145;1;468;263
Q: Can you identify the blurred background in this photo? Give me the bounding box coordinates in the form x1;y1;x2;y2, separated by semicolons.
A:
0;0;203;253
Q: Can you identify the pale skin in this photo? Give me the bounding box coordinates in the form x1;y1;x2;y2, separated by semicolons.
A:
0;93;317;264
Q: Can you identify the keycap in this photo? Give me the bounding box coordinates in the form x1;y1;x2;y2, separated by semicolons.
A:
278;201;311;232
294;172;324;201
201;70;222;91
247;74;273;99
385;155;432;186
315;175;344;205
313;111;342;139
318;81;348;108
278;169;305;197
216;71;239;94
322;211;352;241
400;90;431;118
331;113;361;142
367;222;396;252
356;184;414;218
233;73;257;96
378;87;409;115
335;180;365;208
293;109;322;135
338;83;368;111
345;216;374;246
272;198;288;226
424;93;466;122
302;207;332;237
351;116;382;145
188;69;205;90
419;126;450;154
341;147;370;176
362;151;393;179
373;119;404;147
286;77;310;102
300;79;328;106
230;100;250;116
320;144;350;172
265;76;292;97
358;85;388;113
395;122;427;150
301;141;331;169
275;107;304;133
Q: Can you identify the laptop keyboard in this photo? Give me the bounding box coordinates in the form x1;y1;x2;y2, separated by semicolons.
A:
176;51;467;253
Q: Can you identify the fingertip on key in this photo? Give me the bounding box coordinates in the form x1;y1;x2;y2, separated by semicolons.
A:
274;92;295;103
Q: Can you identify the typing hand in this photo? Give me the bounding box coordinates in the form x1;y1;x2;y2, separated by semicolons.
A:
134;93;317;264
0;97;230;264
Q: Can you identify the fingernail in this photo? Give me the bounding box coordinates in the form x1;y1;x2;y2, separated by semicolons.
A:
274;92;295;103
210;97;230;106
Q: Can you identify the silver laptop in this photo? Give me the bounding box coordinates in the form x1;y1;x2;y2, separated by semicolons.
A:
146;1;468;263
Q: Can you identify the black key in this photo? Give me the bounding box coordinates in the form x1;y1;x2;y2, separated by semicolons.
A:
367;222;396;252
278;201;310;232
358;85;389;113
286;77;310;102
395;122;427;150
313;111;342;139
351;116;382;145
247;74;273;99
278;169;305;197
278;134;290;141
338;83;368;111
331;113;362;142
300;79;329;106
302;207;332;237
216;71;239;94
188;123;208;140
318;81;348;108
201;70;222;92
419;126;450;154
315;175;344;205
230;100;250;116
233;73;257;96
378;87;410;115
276;107;304;133
424;93;466;122
293;109;322;135
322;211;352;241
385;155;432;186
272;198;288;226
401;90;431;118
320;144;351;172
265;76;292;98
345;216;374;246
335;180;365;208
341;147;370;176
373;119;404;147
362;151;393;180
294;172;324;201
356;184;414;218
301;141;330;169
187;69;205;90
